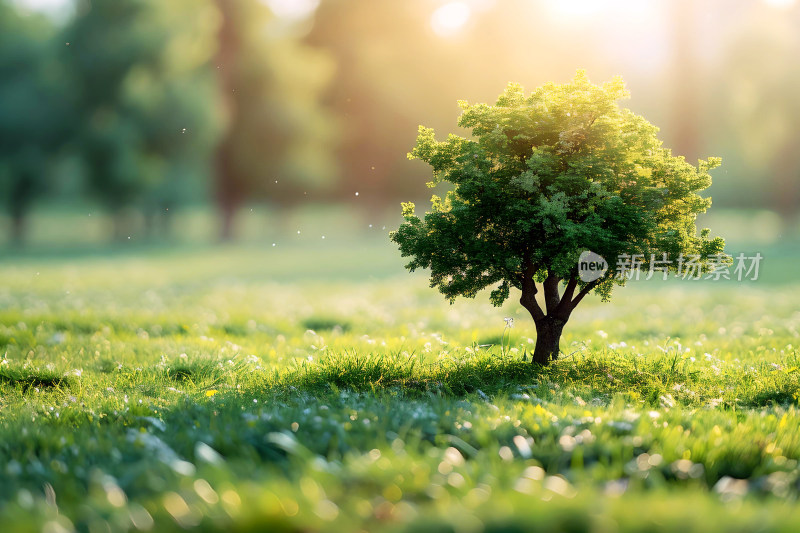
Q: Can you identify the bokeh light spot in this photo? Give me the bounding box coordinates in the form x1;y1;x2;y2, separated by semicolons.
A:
430;2;472;37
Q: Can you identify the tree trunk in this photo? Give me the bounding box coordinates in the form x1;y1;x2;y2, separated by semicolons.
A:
532;316;566;365
215;0;240;243
669;0;700;162
518;260;601;366
143;209;155;241
112;211;128;242
10;210;25;247
773;142;800;238
219;202;236;242
9;175;33;247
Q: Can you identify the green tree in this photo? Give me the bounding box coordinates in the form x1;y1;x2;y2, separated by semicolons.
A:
63;0;218;240
391;72;725;365
0;3;67;245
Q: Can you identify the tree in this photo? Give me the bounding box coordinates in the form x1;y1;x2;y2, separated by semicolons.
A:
391;71;725;365
63;0;217;240
214;0;337;240
305;0;437;208
0;3;67;245
713;5;800;232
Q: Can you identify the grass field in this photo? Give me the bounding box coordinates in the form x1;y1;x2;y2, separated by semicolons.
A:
1;230;799;532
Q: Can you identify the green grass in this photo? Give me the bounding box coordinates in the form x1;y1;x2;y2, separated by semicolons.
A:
1;239;799;532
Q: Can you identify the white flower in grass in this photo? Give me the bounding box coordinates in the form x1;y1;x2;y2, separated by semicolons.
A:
504;317;514;328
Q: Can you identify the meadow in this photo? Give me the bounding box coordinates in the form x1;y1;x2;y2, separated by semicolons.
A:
1;220;799;532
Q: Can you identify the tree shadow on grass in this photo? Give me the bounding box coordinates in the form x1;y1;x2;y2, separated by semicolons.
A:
276;351;544;397
269;350;799;409
0;368;73;392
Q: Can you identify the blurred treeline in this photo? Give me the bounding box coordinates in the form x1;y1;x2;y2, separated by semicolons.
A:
1;0;799;245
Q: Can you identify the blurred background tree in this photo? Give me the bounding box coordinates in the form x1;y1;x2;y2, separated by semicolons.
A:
0;3;69;245
214;0;337;240
305;0;438;208
713;3;800;232
62;0;219;240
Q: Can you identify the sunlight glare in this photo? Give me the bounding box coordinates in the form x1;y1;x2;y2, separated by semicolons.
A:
430;2;472;37
548;0;609;17
762;0;796;8
263;0;320;20
12;0;71;17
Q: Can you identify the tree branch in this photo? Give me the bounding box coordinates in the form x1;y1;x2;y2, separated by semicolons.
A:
543;272;561;314
554;274;578;318
519;256;545;321
570;277;604;309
